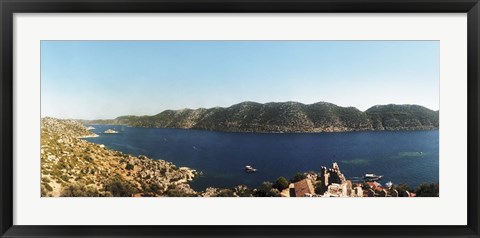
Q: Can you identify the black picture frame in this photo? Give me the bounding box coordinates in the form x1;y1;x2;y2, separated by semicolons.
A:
1;0;479;237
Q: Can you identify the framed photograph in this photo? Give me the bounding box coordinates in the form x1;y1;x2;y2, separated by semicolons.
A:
1;0;479;237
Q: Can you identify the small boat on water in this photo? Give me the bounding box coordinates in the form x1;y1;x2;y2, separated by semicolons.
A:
364;173;383;181
245;165;257;173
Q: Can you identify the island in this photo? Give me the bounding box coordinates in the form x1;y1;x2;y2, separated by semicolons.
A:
104;129;119;134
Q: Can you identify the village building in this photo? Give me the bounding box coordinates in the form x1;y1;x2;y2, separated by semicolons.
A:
293;179;315;197
280;179;315;197
363;181;399;197
352;185;363;197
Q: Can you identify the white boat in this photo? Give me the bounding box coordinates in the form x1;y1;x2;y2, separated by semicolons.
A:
364;173;383;181
245;165;257;173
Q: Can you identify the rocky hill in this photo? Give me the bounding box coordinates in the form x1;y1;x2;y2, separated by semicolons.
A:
366;104;439;131
82;101;439;133
41;117;196;197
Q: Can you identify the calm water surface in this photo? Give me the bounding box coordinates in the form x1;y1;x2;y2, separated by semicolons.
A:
84;125;439;191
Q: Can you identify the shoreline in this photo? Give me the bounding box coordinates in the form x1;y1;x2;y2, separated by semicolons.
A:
42;117;439;197
82;126;438;191
77;134;99;139
79;134;198;184
77;134;198;182
83;123;439;134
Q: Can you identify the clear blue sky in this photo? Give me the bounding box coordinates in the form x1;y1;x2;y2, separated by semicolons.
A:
41;41;439;120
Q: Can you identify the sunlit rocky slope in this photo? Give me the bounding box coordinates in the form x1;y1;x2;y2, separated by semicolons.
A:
41;117;196;197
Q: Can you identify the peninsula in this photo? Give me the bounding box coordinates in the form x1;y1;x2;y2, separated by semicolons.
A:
41;117;196;197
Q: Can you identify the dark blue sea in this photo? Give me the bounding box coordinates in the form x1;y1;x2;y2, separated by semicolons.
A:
84;125;439;191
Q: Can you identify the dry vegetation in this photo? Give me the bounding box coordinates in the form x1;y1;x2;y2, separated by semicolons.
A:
41;117;196;197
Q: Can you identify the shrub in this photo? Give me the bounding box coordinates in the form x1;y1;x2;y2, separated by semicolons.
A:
61;183;100;197
103;176;138;197
125;163;134;170
83;155;94;162
214;189;235;197
140;182;163;195
41;177;51;183
165;187;196;197
415;183;439;197
44;183;53;191
148;183;163;194
275;177;290;191
60;174;70;182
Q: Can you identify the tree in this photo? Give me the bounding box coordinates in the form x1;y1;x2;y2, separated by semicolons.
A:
393;183;412;197
254;181;280;197
314;181;324;195
291;173;306;183
415;183;439;197
275;177;290;191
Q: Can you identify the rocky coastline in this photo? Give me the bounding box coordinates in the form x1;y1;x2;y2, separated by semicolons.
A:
41;117;197;197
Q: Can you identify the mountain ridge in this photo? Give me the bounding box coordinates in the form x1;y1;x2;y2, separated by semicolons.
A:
78;101;439;133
